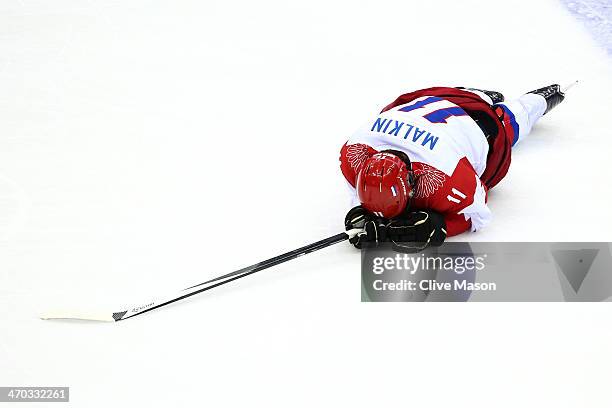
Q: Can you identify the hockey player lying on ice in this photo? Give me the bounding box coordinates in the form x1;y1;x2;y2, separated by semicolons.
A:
341;84;566;252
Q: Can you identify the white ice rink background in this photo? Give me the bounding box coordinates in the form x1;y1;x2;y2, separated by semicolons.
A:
1;1;612;407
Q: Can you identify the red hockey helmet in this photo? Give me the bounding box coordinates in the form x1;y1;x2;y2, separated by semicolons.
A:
356;151;414;219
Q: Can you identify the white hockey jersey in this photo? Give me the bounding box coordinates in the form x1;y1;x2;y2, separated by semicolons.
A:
340;95;493;236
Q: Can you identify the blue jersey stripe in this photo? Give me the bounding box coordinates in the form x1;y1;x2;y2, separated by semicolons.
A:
398;96;443;113
498;104;520;146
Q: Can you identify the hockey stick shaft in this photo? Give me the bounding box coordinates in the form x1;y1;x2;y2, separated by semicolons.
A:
185;228;357;289
126;230;355;320
42;229;360;321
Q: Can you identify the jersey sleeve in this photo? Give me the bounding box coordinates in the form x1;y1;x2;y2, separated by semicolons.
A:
339;142;378;187
412;158;492;236
456;172;492;233
443;213;472;237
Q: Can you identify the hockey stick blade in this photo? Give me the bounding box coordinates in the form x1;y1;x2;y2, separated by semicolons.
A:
40;229;361;322
40;310;116;322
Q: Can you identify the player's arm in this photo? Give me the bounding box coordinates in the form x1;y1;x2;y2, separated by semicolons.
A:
339;142;378;187
339;141;378;213
437;158;493;236
443;213;472;237
385;159;492;250
455;172;492;233
438;177;491;237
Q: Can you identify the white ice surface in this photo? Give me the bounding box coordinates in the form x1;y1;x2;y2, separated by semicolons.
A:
1;0;612;407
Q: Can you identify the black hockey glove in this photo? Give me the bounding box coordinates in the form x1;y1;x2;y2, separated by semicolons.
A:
386;210;447;253
344;206;387;249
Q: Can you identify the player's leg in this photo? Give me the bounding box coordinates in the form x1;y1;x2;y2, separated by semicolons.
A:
453;87;506;140
495;84;565;147
476;84;565;189
494;94;546;146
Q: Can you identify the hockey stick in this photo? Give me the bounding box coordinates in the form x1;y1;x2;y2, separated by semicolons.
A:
41;229;362;322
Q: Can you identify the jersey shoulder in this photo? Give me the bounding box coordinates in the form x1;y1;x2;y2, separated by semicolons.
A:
339;142;378;187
